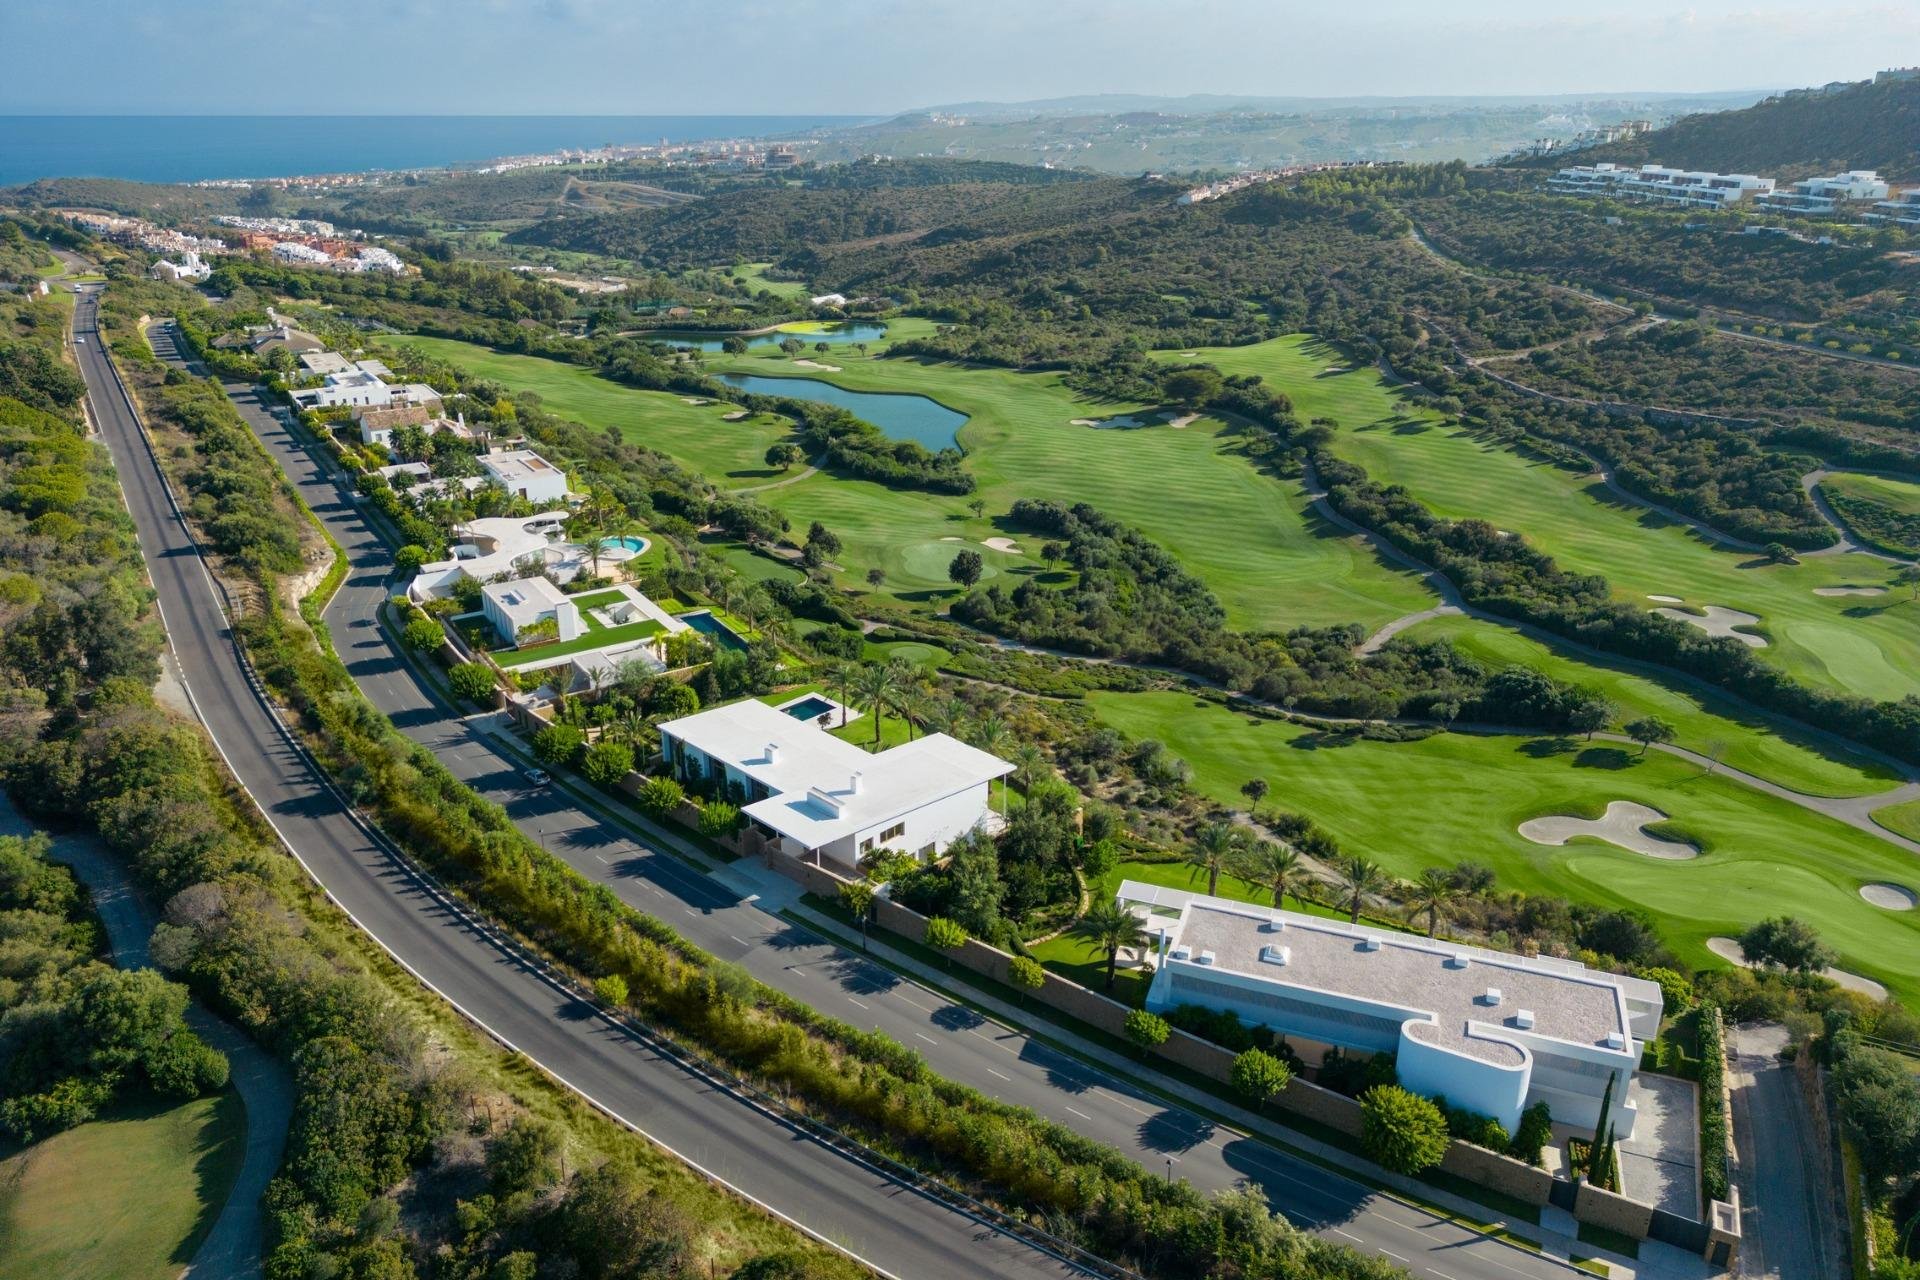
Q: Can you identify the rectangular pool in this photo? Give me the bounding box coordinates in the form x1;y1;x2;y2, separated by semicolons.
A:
680;609;748;651
780;695;837;721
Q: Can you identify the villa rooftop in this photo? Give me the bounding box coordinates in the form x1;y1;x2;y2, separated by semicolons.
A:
1124;882;1637;1064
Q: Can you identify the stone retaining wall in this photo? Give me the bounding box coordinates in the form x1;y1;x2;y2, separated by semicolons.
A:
1575;1179;1655;1238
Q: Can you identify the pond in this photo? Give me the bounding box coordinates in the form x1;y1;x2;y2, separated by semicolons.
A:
716;372;967;452
652;322;888;353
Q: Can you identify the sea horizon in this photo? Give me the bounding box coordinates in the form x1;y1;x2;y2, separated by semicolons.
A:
0;114;871;187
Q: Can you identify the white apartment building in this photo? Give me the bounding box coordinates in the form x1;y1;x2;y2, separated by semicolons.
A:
658;699;1012;869
1866;188;1920;228
479;449;570;504
1548;162;1775;208
1757;170;1892;216
290;365;443;412
150;250;211;282
272;241;335;265
1124;882;1662;1137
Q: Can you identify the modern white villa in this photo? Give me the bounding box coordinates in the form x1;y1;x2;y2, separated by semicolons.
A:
479;449;571;504
1121;881;1663;1137
359;408;475;450
658;698;1012;869
1756;169;1890;216
1547;162;1776;207
291;364;444;412
407;512;580;602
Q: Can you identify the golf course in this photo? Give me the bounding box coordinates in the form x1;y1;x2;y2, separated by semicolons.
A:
1087;689;1920;1006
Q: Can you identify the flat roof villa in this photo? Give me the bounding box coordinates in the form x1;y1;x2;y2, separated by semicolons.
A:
360;408;475;449
1867;188;1920;228
1122;881;1662;1137
659;699;1012;869
408;512;582;602
1547;162;1775;208
1757;169;1890;216
479;449;571;505
290;363;444;412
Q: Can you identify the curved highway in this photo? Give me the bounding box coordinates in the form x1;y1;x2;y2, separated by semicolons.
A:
72;289;1091;1280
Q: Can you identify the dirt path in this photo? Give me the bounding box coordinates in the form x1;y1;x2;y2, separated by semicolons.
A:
0;795;293;1280
734;456;825;493
1354;604;1464;655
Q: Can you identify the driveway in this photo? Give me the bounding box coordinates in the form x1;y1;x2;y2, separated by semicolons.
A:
1619;1073;1700;1220
1728;1022;1842;1278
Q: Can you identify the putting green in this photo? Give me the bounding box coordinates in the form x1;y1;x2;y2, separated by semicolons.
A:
1160;337;1920;704
1875;799;1920;843
1088;689;1920;1005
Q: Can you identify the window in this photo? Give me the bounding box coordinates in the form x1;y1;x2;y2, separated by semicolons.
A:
880;822;906;843
859;838;874;854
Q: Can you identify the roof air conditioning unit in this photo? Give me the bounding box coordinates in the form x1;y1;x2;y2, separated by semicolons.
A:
1445;953;1470;969
1259;945;1291;966
1512;1009;1536;1029
1262;915;1284;933
1360;936;1382;952
1605;1030;1627;1050
1196;950;1216;967
1170;946;1191;962
1483;987;1503;1007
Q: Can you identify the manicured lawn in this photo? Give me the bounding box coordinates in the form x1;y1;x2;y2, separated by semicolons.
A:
730;262;810;301
1029;932;1153;1008
501;617;664;665
1087;690;1920;1006
1875;799;1920;843
1408;614;1900;799
401;332;1433;633
1162;336;1920;704
390;335;800;487
698;344;1435;632
0;1091;245;1280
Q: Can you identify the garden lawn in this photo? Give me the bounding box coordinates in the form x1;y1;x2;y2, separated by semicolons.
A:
390;335;799;487
730;262;810;301
697;344;1435;632
1161;336;1920;704
0;1091;245;1280
1407;614;1900;799
1087;690;1920;1006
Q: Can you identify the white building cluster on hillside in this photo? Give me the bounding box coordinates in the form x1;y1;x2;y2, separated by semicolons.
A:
1548;161;1914;224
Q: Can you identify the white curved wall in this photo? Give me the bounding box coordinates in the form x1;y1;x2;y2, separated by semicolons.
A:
1395;1022;1531;1132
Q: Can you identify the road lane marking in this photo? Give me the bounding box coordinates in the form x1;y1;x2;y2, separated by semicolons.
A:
915;1033;937;1045
847;997;869;1010
1334;1230;1360;1242
1066;1107;1091;1120
987;1068;1010;1081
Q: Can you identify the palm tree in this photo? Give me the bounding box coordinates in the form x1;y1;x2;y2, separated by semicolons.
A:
969;713;1011;759
1339;855;1392;924
826;662;856;728
1009;743;1052;792
852;662;902;748
1188;823;1243;897
1239;840;1307;911
894;687;932;741
1077;900;1149;991
1405;867;1463;938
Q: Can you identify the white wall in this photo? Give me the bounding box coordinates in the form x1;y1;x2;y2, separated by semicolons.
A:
1396;1023;1531;1133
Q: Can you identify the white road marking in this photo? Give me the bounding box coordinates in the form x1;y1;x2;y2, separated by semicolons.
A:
847;997;869;1010
915;1033;937;1045
1066;1107;1091;1120
1380;1250;1406;1263
987;1068;1010;1081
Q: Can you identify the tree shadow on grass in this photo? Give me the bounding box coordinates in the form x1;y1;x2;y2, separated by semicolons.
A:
1573;747;1637;770
1519;736;1579;759
1288;728;1364;750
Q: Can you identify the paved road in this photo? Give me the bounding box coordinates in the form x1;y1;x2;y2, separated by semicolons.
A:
77;293;1089;1280
0;793;293;1280
170;323;1624;1280
1727;1024;1840;1279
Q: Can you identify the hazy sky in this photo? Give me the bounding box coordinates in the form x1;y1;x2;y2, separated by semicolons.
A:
3;0;1912;114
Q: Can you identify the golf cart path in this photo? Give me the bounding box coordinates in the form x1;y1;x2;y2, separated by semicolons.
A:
0;794;292;1280
1800;469;1914;563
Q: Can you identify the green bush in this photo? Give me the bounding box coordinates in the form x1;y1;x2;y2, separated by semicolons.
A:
1360;1085;1450;1175
532;723;587;767
1697;1005;1731;1202
635;775;685;818
447;662;497;704
581;740;635;787
402;615;444;651
696;799;740;838
1230;1048;1292;1111
1509;1101;1553;1166
1123;1008;1170;1056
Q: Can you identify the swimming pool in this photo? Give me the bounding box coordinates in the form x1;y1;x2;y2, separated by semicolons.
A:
779;695;837;721
680;609;748;651
601;535;648;553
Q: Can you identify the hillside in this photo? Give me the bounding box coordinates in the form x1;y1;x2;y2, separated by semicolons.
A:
1531;76;1920;181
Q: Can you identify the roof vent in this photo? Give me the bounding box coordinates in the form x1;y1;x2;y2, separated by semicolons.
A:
1360;936;1382;952
1262;915;1284;933
1605;1030;1627;1051
1445;953;1470;969
1259;945;1291;967
1512;1009;1536;1030
766;742;780;764
1196;950;1216;967
1170;946;1192;962
1482;987;1503;1007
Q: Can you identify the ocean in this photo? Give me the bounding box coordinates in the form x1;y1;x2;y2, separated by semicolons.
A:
0;115;865;187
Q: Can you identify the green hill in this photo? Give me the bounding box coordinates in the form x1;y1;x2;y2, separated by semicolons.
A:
1525;76;1920;181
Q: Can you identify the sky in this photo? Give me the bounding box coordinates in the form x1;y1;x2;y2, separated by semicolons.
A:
2;0;1913;115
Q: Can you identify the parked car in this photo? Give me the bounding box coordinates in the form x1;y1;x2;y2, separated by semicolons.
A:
522;767;551;788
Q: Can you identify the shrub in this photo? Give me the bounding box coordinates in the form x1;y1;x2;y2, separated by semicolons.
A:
1123;1008;1170;1056
922;916;967;952
1509;1102;1553;1166
1634;965;1694;1011
696;800;740;839
581;740;635;787
1439;1100;1510;1152
1697;1005;1731;1202
447;662;497;704
532;723;586;767
393;544;430;575
1230;1048;1292;1111
1360;1085;1451;1175
1007;955;1045;996
635;775;684;818
402;615;444;651
594;974;630;1008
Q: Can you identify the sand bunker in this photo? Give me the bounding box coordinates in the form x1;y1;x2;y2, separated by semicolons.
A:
939;535;963;542
791;358;842;372
1167;413;1199;429
1707;938;1888;1000
1647;594;1684;604
681;397;710;405
1652;604;1768;648
1179;352;1200;357
982;537;1021;554
1861;882;1918;911
721;410;749;421
1519;801;1698;860
1814;586;1887;597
